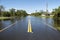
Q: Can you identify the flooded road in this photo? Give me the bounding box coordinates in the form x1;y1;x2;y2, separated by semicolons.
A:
0;16;60;40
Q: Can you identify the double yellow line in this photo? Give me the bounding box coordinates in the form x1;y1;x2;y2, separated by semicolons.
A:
27;19;33;33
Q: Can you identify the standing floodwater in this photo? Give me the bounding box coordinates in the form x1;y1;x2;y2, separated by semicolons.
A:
0;16;60;40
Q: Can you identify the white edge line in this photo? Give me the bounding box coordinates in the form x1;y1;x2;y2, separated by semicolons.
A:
0;21;19;32
41;21;57;31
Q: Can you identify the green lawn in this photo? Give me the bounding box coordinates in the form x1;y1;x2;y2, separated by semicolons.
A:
37;16;53;18
0;17;15;20
56;27;60;31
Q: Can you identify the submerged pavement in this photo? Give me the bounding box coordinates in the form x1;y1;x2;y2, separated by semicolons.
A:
0;16;60;40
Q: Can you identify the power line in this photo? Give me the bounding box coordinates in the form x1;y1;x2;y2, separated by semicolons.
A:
46;0;48;14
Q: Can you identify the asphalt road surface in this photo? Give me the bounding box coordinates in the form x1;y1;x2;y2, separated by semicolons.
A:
0;16;60;40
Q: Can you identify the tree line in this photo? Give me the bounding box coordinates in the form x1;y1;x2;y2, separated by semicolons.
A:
0;5;28;17
52;6;60;20
31;6;60;20
0;5;60;19
31;10;46;16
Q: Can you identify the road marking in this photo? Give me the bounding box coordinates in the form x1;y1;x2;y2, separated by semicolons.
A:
27;19;33;33
41;21;57;31
0;21;18;32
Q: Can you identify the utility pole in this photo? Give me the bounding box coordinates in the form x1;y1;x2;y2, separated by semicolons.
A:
0;0;1;17
45;0;49;40
35;10;37;13
46;0;48;16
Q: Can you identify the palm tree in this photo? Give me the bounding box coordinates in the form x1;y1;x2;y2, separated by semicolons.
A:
52;6;60;20
0;5;5;17
9;8;15;17
0;5;5;22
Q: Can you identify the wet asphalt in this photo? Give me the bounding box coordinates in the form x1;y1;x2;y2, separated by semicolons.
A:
0;16;60;40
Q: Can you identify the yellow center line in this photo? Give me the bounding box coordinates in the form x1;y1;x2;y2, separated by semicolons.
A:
27;19;33;33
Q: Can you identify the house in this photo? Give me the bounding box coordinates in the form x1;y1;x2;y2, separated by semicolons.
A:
41;14;46;16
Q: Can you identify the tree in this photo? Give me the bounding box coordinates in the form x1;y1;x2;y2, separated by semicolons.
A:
0;5;5;17
52;6;60;20
16;10;28;17
31;11;42;16
0;5;28;17
9;8;15;17
3;11;11;17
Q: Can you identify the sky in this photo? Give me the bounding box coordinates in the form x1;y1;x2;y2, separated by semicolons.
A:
0;0;60;14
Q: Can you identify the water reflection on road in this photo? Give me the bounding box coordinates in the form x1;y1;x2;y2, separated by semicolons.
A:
0;16;60;30
0;16;60;40
0;17;23;30
37;17;60;28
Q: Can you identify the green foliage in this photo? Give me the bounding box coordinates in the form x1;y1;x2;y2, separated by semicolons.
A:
0;5;5;17
52;6;60;20
3;11;11;17
16;10;28;17
0;5;28;17
9;8;15;17
31;12;42;16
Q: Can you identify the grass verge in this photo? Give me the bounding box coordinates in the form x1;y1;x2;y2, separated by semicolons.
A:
56;27;60;31
0;17;14;20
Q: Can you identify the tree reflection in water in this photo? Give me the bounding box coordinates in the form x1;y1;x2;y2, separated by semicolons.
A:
54;19;60;30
